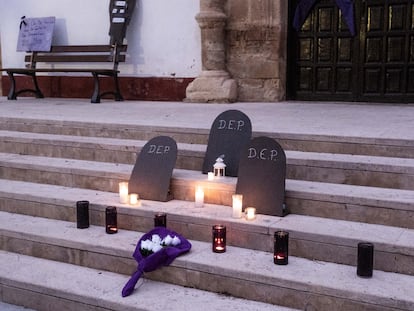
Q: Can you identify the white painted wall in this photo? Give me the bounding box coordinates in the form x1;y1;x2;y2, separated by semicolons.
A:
0;0;201;77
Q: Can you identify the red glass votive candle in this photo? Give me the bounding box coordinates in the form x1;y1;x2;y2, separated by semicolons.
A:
154;212;167;227
274;230;289;265
212;225;226;253
105;206;118;234
357;242;374;277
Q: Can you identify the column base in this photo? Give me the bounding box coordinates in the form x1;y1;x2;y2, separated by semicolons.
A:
185;70;237;103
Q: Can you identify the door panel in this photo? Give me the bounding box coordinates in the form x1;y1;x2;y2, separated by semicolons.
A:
288;0;414;103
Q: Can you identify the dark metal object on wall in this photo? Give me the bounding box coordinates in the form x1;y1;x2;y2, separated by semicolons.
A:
109;0;136;44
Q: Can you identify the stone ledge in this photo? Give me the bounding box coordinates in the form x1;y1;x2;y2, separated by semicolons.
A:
0;251;291;311
0;182;413;275
0;214;413;310
1;131;413;190
0;152;413;215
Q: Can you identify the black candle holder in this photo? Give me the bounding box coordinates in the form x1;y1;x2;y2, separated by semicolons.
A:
212;225;226;253
76;200;89;229
154;212;167;227
274;230;289;265
105;206;118;234
357;242;374;277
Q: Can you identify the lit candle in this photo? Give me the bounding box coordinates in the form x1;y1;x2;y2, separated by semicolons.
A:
195;186;204;208
232;194;243;218
274;231;289;265
212;225;226;253
119;182;129;204
129;193;141;206
207;172;214;181
76;200;89;229
245;207;256;220
357;242;374;277
105;206;118;234
154;212;167;227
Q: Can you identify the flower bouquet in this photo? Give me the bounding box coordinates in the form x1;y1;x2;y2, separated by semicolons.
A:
122;227;192;297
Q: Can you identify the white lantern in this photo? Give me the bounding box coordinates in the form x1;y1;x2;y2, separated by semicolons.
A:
213;157;226;178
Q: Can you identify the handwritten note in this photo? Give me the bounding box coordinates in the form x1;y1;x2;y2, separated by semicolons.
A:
17;17;55;52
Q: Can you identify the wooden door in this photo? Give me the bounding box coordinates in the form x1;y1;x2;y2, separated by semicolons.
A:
288;0;414;103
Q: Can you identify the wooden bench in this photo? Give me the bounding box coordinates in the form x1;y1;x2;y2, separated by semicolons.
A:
1;44;127;103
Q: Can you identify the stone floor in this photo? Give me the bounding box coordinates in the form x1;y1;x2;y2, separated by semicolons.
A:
0;301;35;311
0;97;413;141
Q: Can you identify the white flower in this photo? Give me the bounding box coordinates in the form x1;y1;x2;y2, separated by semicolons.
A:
171;236;181;246
151;234;162;244
162;235;173;246
152;243;163;253
140;233;182;257
140;239;152;251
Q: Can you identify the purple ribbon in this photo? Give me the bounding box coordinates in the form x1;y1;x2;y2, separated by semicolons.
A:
293;0;355;36
121;227;192;297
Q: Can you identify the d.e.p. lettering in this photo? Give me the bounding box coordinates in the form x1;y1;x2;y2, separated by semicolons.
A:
148;144;171;154
217;119;245;131
248;147;278;161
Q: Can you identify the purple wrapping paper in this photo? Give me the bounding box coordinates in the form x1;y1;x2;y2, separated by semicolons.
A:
122;227;192;297
293;0;355;36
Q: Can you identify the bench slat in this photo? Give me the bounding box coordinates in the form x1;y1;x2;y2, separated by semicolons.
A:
4;68;118;74
49;44;127;53
26;55;126;63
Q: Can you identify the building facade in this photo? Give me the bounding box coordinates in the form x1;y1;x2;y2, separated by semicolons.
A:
1;0;414;103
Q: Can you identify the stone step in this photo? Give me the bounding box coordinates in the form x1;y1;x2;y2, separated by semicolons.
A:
0;130;205;171
0;213;413;311
0;301;36;311
1;131;413;189
0;184;413;276
0;251;292;311
1;116;413;158
0;153;413;229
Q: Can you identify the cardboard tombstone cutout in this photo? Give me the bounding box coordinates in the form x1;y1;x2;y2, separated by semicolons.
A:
129;136;177;202
236;136;287;217
202;110;252;177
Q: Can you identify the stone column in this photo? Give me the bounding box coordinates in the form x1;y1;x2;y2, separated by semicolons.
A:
185;0;237;103
0;36;2;96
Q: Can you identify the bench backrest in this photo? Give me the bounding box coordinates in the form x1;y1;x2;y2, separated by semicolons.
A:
24;44;127;70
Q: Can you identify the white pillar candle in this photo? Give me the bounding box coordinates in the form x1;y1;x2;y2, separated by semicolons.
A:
245;207;256;220
129;193;139;205
195;186;204;208
207;172;214;181
119;182;129;204
232;194;243;218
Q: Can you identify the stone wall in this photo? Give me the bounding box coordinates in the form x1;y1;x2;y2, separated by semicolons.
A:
225;0;287;102
0;38;2;96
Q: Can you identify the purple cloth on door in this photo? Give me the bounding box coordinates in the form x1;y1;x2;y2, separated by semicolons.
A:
121;227;192;297
293;0;355;36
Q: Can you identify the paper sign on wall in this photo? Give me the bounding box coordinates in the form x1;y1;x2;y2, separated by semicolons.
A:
17;16;55;52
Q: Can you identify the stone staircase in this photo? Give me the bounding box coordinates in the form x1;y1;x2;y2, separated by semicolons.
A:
0;106;413;310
